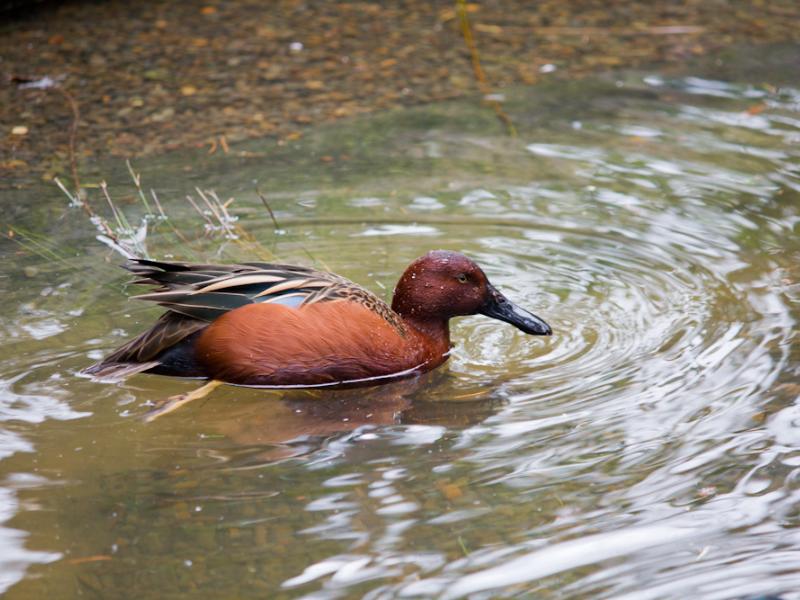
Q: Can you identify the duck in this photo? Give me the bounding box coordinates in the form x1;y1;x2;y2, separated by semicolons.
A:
84;250;552;388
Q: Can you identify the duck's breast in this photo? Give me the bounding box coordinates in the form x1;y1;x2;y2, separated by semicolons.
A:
194;300;435;386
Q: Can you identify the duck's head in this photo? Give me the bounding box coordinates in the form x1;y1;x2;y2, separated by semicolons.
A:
391;250;552;335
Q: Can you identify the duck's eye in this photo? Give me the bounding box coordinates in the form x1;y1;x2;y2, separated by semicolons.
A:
457;273;468;283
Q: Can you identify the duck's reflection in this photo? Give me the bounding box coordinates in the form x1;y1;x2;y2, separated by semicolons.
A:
181;371;502;463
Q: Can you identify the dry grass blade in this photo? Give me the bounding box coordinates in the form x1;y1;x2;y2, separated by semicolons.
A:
55;87;82;195
126;159;153;215
206;189;275;261
52;149;278;263
256;184;282;231
54;176;118;244
186;193;216;229
2;226;66;263
196;187;236;238
149;189;168;220
100;181;133;234
150;188;194;246
206;189;236;228
143;379;224;422
99;181;146;258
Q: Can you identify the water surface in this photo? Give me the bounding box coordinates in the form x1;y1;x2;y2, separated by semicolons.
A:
1;44;799;599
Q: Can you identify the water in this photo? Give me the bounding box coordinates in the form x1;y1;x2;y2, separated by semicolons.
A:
1;45;799;599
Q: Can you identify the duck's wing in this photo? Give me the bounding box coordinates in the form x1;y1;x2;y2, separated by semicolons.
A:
127;258;400;328
82;311;207;380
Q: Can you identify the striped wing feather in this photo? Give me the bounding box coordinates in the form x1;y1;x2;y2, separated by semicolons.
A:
128;259;360;320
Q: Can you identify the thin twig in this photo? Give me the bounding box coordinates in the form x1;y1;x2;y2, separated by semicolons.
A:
186;194;216;228
54;87;82;193
255;184;282;231
208;190;235;226
100;181;132;234
126;159;153;215
19;78;89;217
455;0;516;137
196;187;236;238
196;187;223;223
151;188;194;245
149;189;168;219
55;176;119;241
205;190;276;260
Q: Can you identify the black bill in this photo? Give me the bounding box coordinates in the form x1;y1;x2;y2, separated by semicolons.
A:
479;285;552;336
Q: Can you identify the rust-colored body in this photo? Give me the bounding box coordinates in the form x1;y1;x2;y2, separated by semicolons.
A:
195;301;450;385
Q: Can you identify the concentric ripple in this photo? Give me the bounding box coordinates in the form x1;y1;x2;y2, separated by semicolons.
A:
267;72;800;599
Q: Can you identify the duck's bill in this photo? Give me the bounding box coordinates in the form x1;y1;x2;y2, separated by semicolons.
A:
480;285;552;336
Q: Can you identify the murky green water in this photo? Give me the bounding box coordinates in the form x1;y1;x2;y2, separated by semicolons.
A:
1;45;799;599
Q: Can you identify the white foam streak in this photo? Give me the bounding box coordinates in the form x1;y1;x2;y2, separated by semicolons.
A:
444;525;696;598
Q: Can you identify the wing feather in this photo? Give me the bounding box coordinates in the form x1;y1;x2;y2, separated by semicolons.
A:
124;258;384;321
194;274;285;293
82;312;207;379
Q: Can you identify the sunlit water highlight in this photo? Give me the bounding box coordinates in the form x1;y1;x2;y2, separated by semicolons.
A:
0;46;799;599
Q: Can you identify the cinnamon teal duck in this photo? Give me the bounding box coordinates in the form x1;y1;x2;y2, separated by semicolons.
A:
84;250;552;387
